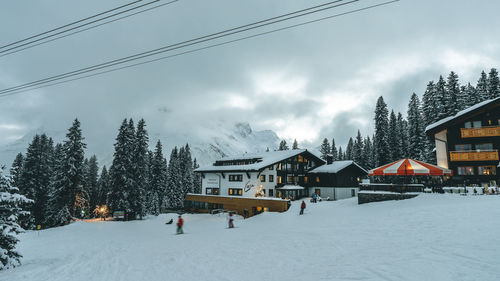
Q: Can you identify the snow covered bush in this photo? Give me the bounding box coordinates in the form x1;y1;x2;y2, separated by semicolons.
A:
0;168;32;270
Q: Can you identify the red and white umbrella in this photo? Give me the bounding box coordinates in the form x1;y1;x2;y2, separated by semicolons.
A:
368;158;453;176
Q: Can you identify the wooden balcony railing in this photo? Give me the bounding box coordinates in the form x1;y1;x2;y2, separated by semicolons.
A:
461;126;500;138
449;150;499;162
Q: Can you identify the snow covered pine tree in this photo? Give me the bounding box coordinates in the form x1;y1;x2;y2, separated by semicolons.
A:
0;168;32;270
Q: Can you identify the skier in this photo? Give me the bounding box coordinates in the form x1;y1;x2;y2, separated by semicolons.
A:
228;212;234;228
176;215;184;234
300;200;306;215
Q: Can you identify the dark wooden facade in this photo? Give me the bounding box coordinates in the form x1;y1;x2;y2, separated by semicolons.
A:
307;164;368;187
426;98;500;186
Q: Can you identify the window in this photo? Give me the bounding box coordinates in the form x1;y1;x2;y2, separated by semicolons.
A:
304;176;308;183
294;176;299;183
228;188;243;196
465;121;482;128
269;175;274;182
269;189;274;197
269;165;274;170
475;143;493;151
457;166;474;175
206;188;219;195
277;176;282;184
277;163;282;170
316;177;320;183
229;175;243;182
351;189;356;197
298;155;304;162
260;175;266;182
478;166;496;175
287;176;294;184
455;144;472;151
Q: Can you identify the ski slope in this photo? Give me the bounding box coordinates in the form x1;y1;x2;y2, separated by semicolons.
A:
2;194;500;281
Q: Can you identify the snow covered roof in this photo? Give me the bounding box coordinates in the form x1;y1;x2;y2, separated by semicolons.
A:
425;97;500;133
308;160;367;174
195;149;325;172
276;185;305;190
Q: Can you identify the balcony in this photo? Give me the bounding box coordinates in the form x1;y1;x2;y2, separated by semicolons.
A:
449;150;499;162
461;126;500;138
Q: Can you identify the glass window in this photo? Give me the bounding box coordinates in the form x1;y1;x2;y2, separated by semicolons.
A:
475;143;493;151
478;166;496;175
212;188;219;195
298;155;304;162
269;189;274;197
269;165;274;170
473;121;482;128
228;188;242;196
455;144;472;151
206;188;212;195
260;175;266;182
269;175;274;182
351;189;356;197
287;176;294;184
229;175;243;182
316;177;320;183
304;176;308;183
457;166;474;175
277;163;282;170
277;176;282;184
464;121;472;128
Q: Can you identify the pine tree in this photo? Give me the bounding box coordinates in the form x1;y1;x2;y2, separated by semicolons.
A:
131;119;149;219
192;158;202;194
97;165;110;206
407;93;425;160
85;156;99;217
345;138;354;160
477;71;489;102
179;144;194;196
434;76;448;120
463;83;479;107
422;81;438;126
331;138;338;161
445;71;461;115
149;141;166;215
45;143;72;227
9;153;24;189
362;136;374;169
353;130;363;164
387;110;398;162
487;68;500;99
278;140;289;150
0;168;32;270
108;119;132;212
292;139;299;149
319;138;331;160
396;113;406;159
166;147;182;209
373;96;390;166
337;146;343;161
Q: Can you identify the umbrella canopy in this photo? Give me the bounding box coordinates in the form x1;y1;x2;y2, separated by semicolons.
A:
368;158;453;176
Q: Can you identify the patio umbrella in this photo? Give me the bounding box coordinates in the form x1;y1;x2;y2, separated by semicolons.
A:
368;158;453;176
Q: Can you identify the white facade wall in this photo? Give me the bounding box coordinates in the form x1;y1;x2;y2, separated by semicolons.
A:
201;165;278;198
309;187;358;201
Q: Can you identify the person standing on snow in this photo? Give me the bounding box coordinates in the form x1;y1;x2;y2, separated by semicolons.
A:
176;215;184;234
228;212;234;228
300;200;306;215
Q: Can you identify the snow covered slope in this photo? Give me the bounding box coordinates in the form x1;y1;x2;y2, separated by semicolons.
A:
3;194;500;281
0;122;280;167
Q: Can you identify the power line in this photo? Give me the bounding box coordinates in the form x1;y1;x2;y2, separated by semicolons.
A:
0;0;400;98
0;0;178;56
0;0;357;94
0;0;178;58
0;0;143;50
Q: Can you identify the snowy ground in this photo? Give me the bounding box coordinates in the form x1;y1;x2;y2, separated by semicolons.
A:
2;194;500;281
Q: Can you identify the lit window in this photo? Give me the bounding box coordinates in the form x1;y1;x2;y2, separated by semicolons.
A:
298;155;304;162
304;176;308;183
316;177;320;183
260;175;266;182
229;175;243;182
277;176;282;184
287;176;294;183
228;188;242;196
478;166;496;175
457;166;474;175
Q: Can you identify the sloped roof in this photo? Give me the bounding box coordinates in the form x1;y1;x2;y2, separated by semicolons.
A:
308;160;367;174
425;97;500;134
195;149;325;172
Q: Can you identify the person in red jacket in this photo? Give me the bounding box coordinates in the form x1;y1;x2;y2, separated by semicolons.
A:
176;215;184;234
300;200;306;215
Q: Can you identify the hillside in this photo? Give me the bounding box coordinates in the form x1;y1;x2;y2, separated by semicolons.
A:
3;194;499;281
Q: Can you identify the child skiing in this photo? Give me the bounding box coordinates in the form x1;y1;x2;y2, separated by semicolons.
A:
300;200;306;215
176;215;184;234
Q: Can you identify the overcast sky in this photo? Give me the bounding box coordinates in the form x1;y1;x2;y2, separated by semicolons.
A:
1;0;500;158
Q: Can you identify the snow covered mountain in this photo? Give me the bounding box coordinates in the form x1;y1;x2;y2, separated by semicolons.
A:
0;122;280;168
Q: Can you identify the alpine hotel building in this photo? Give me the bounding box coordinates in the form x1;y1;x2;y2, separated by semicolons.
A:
425;97;500;186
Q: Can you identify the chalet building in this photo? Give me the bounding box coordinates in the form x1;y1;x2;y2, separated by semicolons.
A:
307;161;367;199
425;97;500;186
188;149;367;217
